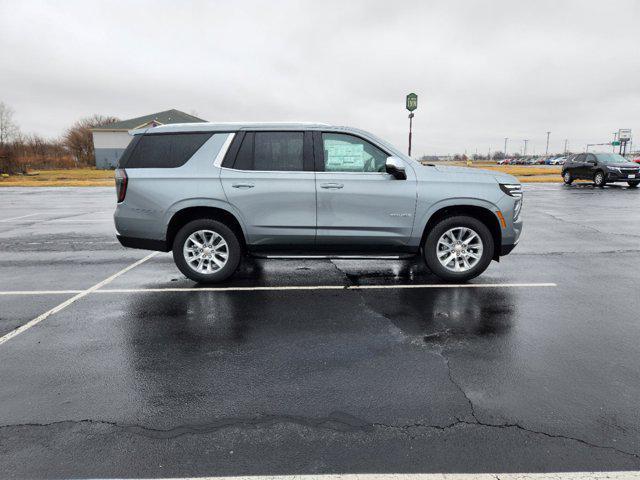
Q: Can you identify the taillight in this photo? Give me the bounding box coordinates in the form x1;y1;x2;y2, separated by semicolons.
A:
115;168;128;203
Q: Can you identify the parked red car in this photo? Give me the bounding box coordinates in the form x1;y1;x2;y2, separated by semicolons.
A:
632;157;640;165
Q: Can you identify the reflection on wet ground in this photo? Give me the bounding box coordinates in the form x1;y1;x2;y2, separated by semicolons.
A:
361;287;516;341
123;275;517;351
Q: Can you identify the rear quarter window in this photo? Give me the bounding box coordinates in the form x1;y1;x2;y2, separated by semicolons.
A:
121;132;213;168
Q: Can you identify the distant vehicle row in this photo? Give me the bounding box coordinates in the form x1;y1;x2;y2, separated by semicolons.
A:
497;156;566;166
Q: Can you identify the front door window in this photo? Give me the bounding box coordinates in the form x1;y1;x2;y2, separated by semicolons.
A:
322;133;388;173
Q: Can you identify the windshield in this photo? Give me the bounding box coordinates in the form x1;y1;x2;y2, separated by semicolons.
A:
595;153;633;164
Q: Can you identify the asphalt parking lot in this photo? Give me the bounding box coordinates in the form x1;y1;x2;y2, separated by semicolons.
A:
1;183;639;478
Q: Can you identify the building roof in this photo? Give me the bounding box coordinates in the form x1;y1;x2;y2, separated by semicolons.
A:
92;109;206;131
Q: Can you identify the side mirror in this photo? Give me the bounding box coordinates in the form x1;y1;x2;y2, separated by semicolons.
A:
385;157;407;180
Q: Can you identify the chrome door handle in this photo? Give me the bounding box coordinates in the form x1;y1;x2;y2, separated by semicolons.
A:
232;183;255;189
320;183;344;189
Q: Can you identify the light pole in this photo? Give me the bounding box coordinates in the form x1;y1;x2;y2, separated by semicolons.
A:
523;139;528;156
504;137;508;158
564;139;568;154
545;131;551;155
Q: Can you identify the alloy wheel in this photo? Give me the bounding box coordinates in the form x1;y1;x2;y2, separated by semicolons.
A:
183;229;229;274
436;227;484;272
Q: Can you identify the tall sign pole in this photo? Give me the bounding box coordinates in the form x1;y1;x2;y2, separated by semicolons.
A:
618;129;631;157
406;93;418;156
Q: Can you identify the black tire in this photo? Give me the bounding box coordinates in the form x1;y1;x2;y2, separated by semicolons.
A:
562;170;573;185
628;181;639;188
594;170;606;187
423;215;494;282
172;219;241;283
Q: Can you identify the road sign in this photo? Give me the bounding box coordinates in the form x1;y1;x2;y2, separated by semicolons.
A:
618;129;631;141
612;141;621;146
406;93;418;112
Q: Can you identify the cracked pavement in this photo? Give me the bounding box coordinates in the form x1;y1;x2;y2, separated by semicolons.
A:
0;184;640;478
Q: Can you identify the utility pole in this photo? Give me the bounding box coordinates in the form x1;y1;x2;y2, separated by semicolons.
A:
545;131;551;155
564;139;568;154
504;137;508;157
523;139;528;156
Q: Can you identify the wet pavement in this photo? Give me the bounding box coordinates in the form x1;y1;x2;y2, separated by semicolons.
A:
0;184;639;478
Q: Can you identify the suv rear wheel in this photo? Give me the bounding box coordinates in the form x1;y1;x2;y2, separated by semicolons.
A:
423;215;494;282
173;219;241;283
562;171;573;184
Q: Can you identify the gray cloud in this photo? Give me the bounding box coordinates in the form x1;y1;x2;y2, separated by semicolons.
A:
1;0;639;155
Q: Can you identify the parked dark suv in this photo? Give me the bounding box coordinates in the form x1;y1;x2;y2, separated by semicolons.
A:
562;153;640;187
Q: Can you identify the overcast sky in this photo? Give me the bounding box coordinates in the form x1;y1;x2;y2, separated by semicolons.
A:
1;0;639;156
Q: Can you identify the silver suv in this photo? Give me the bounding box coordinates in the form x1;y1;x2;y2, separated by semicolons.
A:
114;123;523;283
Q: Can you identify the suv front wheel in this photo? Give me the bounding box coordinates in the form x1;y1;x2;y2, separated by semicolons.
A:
173;219;241;283
423;215;494;282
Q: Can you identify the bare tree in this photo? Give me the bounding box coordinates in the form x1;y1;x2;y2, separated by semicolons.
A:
63;114;119;166
0;102;20;145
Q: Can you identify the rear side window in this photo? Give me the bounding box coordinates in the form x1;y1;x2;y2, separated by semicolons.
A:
117;135;141;168
121;132;213;168
230;132;304;171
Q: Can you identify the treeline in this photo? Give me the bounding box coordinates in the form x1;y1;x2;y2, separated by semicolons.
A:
0;101;117;175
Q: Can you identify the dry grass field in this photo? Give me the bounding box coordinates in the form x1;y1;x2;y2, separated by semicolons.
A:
0;168;114;187
434;161;562;182
0;163;564;187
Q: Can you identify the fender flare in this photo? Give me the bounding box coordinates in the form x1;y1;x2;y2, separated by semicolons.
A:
162;198;248;240
415;197;501;240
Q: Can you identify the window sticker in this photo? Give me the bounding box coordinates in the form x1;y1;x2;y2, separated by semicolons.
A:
325;141;365;171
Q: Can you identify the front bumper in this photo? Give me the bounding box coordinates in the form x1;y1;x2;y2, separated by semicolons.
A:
606;171;640;182
500;242;518;256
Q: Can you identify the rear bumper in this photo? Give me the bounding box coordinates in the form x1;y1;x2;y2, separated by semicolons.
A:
116;234;169;252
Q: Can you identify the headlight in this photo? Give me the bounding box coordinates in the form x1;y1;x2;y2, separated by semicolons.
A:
608;167;621;173
499;184;523;221
499;183;523;197
513;197;523;221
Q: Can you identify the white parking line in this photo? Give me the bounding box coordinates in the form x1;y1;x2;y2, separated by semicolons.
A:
96;282;557;293
101;472;640;479
0;213;40;222
0;252;157;346
44;219;110;223
0;282;557;296
0;290;84;295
